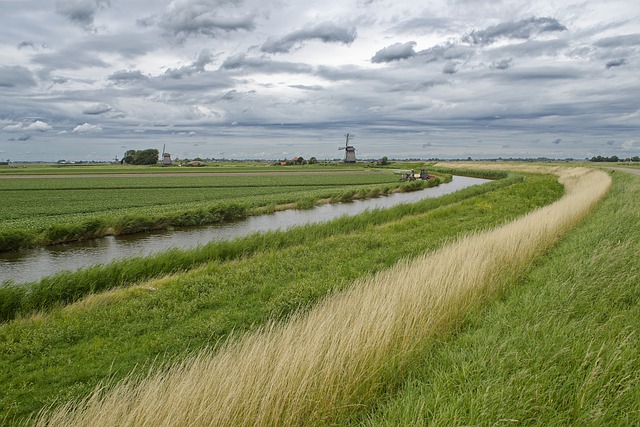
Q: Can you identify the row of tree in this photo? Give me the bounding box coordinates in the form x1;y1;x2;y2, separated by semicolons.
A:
590;155;640;162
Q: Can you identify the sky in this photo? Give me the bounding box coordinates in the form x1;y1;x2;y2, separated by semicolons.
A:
1;0;639;161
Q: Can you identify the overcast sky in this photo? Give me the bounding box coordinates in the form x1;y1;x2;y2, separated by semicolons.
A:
1;0;639;161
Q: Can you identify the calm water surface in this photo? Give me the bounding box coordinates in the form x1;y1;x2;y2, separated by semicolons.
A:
0;176;489;284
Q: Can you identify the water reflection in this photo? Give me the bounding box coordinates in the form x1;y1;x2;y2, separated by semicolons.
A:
1;176;488;284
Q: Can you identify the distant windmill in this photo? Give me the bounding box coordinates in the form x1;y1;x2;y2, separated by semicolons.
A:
161;144;172;166
338;133;357;163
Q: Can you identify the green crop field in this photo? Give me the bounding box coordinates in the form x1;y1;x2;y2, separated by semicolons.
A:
0;165;436;250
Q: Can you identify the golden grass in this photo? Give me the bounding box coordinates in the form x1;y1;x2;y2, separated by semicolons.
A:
33;167;611;427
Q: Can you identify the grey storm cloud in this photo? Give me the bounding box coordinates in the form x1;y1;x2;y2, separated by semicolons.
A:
594;33;640;48
55;0;111;27
442;62;457;74
260;22;357;54
0;65;38;88
83;103;113;115
107;70;149;84
417;42;474;63
164;49;215;79
463;17;567;46
157;0;256;41
220;53;313;74
371;41;417;63
17;41;36;50
492;58;514;70
606;58;628;68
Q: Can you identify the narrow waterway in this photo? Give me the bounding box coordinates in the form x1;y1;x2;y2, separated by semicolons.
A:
1;176;489;284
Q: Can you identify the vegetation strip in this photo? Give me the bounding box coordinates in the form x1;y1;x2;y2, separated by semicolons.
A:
355;168;639;426
28;167;610;426
0;171;559;423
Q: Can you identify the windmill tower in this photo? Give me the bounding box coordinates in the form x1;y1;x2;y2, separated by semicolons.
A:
339;133;356;163
162;144;172;166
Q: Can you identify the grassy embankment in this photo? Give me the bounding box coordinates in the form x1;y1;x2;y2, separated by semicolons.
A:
1;170;559;424
27;166;618;427
0;169;437;251
350;165;639;426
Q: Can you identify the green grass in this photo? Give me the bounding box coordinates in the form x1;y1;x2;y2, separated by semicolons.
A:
346;169;640;426
0;172;562;424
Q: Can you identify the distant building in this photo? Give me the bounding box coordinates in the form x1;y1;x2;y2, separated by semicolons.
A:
162;152;172;166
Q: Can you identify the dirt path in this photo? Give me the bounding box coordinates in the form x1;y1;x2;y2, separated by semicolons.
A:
610;167;640;176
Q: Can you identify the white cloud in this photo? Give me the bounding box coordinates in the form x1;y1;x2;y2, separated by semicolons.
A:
2;124;23;132
25;121;53;132
2;121;52;132
72;123;103;133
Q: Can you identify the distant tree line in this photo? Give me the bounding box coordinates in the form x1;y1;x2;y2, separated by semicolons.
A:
589;155;640;162
122;149;159;165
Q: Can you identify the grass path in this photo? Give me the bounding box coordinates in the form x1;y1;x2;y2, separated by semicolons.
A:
33;167;610;426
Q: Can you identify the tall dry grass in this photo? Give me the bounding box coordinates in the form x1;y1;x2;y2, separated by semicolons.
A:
33;167;611;427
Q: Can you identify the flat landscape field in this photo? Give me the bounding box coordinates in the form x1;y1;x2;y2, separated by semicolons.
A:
0;163;638;426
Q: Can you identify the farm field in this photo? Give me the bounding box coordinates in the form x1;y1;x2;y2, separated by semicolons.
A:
0;164;437;250
1;164;638;426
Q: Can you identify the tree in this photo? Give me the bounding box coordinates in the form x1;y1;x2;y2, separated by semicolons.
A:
122;149;159;165
308;157;318;164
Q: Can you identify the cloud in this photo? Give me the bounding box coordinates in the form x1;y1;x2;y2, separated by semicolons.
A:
32;50;110;70
107;70;149;84
371;41;417;63
3;124;24;132
26;121;52;132
73;123;103;133
220;53;313;74
17;41;36;50
0;65;37;88
289;84;323;91
552;138;562;144
83;103;113;115
55;0;111;28
164;49;215;79
622;140;635;150
606;140;615;145
594;34;640;48
443;62;457;74
157;0;256;41
463;17;567;46
492;58;514;70
606;58;628;68
3;121;52;132
261;22;357;53
18;135;32;141
417;42;474;63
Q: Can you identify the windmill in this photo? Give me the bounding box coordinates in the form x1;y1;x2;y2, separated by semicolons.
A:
338;133;356;163
161;144;172;166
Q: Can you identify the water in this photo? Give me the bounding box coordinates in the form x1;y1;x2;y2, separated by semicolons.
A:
0;176;489;284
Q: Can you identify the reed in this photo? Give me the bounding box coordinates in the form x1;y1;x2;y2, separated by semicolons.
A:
32;167;610;426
